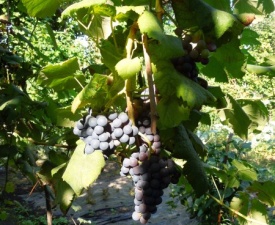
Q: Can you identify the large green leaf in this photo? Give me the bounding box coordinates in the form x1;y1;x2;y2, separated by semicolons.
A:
22;0;61;17
71;74;108;113
157;97;190;128
202;39;246;82
248;181;275;207
62;142;105;196
38;58;85;91
171;0;243;41
173;125;209;196
233;0;274;15
237;99;269;133
62;0;106;18
100;40;123;71
231;159;257;182
115;6;145;21
218;94;251;139
153;61;215;128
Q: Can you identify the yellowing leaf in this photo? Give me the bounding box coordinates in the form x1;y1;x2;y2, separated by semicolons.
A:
115;57;142;79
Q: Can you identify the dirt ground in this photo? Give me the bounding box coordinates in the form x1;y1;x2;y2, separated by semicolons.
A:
1;162;198;225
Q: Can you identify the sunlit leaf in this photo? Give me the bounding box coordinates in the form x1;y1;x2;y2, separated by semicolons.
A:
231;159;257;181
62;142;105;196
233;0;274;15
115;57;142;79
22;0;60;17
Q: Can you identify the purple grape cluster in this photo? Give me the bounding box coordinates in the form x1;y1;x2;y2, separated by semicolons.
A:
120;147;180;224
120;118;181;224
171;33;217;89
73;110;138;155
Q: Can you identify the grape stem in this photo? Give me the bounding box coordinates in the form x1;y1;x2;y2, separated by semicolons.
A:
142;34;158;134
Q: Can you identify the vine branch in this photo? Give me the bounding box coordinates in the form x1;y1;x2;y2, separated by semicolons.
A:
142;34;158;134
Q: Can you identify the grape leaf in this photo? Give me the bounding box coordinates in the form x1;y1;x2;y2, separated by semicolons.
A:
71;74;108;113
173;125;209;197
138;11;164;41
230;193;250;224
62;142;105;196
154;61;216;108
38;57;85;91
218;94;251;139
231;159;257;181
157;97;190;129
115;57;142;79
22;0;60;18
171;0;243;41
203;0;231;12
237;99;269;133
115;6;145;21
248;181;275;207
233;0;274;15
62;0;106;18
100;40;123;71
202;39;246;82
149;35;185;60
246;64;275;78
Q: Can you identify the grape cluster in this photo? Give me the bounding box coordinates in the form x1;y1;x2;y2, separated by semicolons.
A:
73;110;138;155
120;118;181;224
171;31;217;89
121;148;180;224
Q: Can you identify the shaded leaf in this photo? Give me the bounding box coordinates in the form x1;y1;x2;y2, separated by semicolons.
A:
218;94;251;139
248;181;275;207
173;125;209;196
62;142;105;196
238;99;269;133
233;0;274;15
202;39;246;82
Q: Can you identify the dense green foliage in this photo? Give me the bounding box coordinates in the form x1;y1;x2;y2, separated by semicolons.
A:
0;0;274;224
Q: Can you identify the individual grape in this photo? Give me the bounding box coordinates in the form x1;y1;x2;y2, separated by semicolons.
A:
91;132;99;140
141;173;151;181
145;127;152;135
136;180;149;189
90;139;100;149
96;115;108;126
80;130;88;138
121;166;130;174
142;119;150;126
99;142;109;151
139;152;148;161
112;118;122;128
94;125;104;135
88;117;97;127
139;145;147;152
139;203;147;213
73;127;82;136
86;127;94;136
128;137;136;145
123;158;131;168
113;128;123;138
84;144;94;154
134;198;142;206
119;134;129;143
196;39;206;50
154;197;162;205
131;152;140;159
130;157;138;167
98;132;109;142
200;48;210;59
109;140;115;150
132;126;139;136
118;112;129;124
135;205;141;213
123;125;133;135
76;120;85;130
133;175;140;183
135;188;143;201
142;212;151;220
150;179;160;189
108;112;118;121
132;211;141;221
139;126;146;133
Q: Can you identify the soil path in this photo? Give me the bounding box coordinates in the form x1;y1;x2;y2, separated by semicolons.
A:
2;162;198;225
